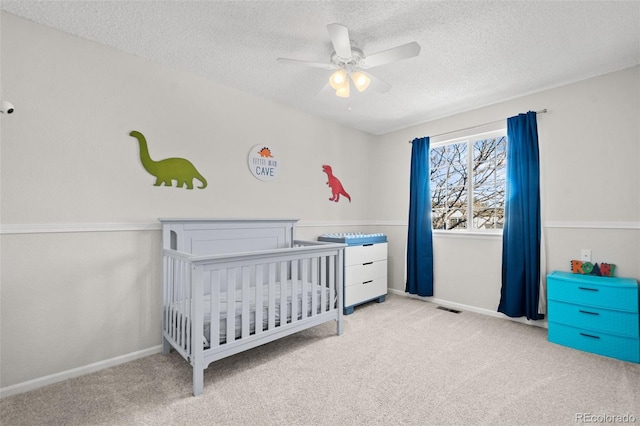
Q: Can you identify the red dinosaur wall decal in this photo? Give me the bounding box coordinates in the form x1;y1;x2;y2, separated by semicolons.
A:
322;165;351;202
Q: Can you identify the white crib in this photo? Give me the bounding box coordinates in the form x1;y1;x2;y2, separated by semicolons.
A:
159;218;345;396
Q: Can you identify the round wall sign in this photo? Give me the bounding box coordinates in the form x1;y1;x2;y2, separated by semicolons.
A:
247;145;279;181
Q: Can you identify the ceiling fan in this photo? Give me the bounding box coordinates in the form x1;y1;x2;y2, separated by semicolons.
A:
276;23;421;98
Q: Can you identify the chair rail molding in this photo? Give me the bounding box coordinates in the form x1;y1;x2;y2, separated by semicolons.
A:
1;220;638;235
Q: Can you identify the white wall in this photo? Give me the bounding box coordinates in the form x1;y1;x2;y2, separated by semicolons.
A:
0;13;374;225
372;66;640;315
0;12;374;391
2;10;639;394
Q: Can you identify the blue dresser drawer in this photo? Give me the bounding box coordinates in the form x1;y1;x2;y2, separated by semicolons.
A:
547;271;639;312
548;322;640;363
548;300;639;338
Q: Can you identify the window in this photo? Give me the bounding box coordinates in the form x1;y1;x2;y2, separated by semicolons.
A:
430;131;507;231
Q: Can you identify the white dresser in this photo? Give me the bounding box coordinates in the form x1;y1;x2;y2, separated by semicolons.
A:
343;242;388;314
318;233;388;315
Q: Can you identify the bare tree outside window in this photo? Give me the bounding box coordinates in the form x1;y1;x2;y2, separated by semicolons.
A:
430;136;507;231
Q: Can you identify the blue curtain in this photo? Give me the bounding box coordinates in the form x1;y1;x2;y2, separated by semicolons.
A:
498;111;543;320
406;137;434;296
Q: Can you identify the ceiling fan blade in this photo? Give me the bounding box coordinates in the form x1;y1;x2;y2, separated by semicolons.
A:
359;41;421;69
276;57;337;70
327;23;352;59
364;71;392;94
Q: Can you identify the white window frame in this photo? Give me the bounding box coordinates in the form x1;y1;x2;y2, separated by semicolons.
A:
430;128;507;236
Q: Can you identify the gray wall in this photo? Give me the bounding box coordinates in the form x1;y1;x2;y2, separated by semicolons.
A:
1;11;639;394
0;12;373;391
373;66;640;316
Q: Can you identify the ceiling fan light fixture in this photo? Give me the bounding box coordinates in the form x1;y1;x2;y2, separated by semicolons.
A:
278;24;421;100
329;69;348;90
351;71;371;92
336;82;350;98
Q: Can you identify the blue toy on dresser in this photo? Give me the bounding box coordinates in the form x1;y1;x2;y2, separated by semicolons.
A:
319;233;388;314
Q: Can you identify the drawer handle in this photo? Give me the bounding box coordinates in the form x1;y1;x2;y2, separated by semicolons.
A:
579;332;601;339
362;262;373;266
578;286;599;292
578;310;600;316
363;243;374;247
362;280;373;285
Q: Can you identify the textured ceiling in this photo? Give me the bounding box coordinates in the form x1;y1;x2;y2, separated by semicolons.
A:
2;1;639;135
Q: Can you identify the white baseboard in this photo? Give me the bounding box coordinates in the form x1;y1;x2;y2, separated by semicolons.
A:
387;288;548;329
0;345;163;399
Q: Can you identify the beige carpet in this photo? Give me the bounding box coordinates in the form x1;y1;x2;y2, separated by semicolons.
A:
2;294;639;425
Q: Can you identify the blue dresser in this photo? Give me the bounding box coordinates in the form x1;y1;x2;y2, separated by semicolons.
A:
547;271;639;363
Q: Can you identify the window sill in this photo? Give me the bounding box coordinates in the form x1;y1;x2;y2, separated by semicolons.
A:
432;230;502;239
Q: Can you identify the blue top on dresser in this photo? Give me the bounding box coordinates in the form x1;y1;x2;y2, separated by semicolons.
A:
318;233;387;246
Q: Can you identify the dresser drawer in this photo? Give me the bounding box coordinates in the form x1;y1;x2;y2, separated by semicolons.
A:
548;322;640;363
345;277;387;306
344;243;387;266
548;300;639;338
345;260;387;287
547;272;639;312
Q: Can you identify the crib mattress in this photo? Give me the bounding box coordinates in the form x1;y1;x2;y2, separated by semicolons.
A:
169;281;332;346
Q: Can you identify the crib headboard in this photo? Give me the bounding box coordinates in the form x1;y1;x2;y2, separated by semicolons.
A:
159;218;299;255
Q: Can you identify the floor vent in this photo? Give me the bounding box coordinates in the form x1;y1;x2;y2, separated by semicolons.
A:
436;306;462;314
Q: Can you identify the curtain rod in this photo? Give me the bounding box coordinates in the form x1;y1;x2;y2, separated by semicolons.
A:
409;109;547;143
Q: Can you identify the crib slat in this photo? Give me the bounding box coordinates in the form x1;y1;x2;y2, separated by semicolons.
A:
226;268;236;343
185;260;191;355
191;263;204;392
202;271;213;343
329;255;336;312
211;270;220;348
163;257;169;336
164;257;171;340
169;259;175;343
319;256;328;312
280;261;287;326
174;259;179;344
291;259;298;323
172;260;180;345
191;265;204;362
301;258;308;319
255;264;264;335
310;257;318;315
241;266;250;339
268;263;276;330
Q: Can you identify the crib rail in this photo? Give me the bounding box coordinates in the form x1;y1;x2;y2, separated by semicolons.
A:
162;240;345;368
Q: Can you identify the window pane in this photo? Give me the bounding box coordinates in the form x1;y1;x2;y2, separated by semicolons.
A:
431;209;446;230
430;136;504;232
446;207;467;230
495;208;504;229
446;186;466;207
430;142;468;232
446;142;467;163
471;136;506;230
473;208;505;229
430;146;446;166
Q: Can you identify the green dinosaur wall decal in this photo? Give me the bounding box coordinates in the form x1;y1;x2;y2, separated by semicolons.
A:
129;130;207;190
